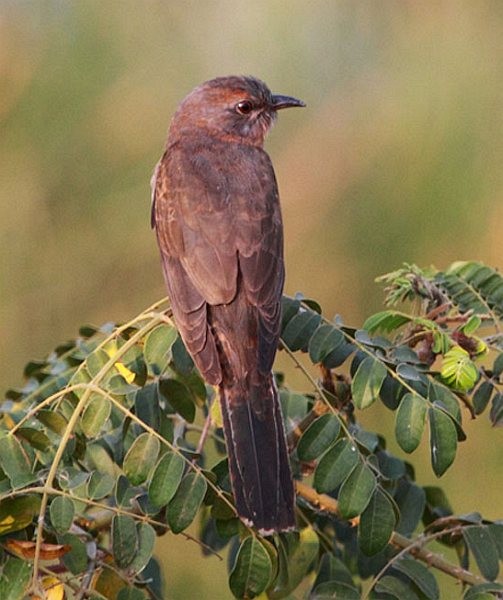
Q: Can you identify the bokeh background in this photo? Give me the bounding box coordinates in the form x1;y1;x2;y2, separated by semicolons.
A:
1;2;502;597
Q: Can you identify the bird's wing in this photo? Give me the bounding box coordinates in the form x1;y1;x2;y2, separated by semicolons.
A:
152;143;284;376
233;151;284;374
152;148;238;305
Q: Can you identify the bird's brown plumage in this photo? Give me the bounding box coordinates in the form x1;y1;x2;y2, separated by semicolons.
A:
152;76;304;533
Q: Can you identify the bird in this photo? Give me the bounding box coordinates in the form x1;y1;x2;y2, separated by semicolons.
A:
151;75;305;534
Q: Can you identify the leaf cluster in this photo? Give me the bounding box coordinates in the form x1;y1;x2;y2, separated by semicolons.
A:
0;262;501;599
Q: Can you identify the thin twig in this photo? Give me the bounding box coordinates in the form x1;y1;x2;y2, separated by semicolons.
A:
195;411;213;456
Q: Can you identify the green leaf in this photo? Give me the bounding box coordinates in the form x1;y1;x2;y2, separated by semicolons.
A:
313;554;355;588
393;556;440;599
375;575;419;599
359;489;396;555
129;522;156;574
308;323;344;363
493;353;503;377
93;565;126;598
473;381;493;415
281;309;322;352
50;496;75;534
0;556;31;600
351;356;387;409
117;588;146;600
438;261;503;319
58;468;89;491
112;514;138;568
338;462;376;519
297;414;341;461
394;481;426;536
167;471;207;533
229;536;273;599
429;381;462;424
69;365;92;398
393;344;422;364
377;451;406;480
423;486;453;525
441;346;479;391
323;340;355;368
123;433;160;485
352;425;379;452
106;374;137;396
314;438;359;493
281;296;301;328
17;427;51;451
211;493;236;524
158;378;196;423
143;323;178;376
302;297;323;314
115;474;136;508
488;523;503;559
122;346;148;387
158;410;174;443
285;527;320;591
280;389;309;422
379;375;404;410
172;334;194;373
433;331;451;354
311;581;360;599
86;347;109;377
35;409;68;435
134;384;160;430
86;442;118;478
463;525;500;581
462;315;482;335
395;393;427;453
490;393;503;426
87;471;116;500
81;393;111;438
270;527;320;597
429;383;466;443
396;362;426;382
148;450;185;507
136;493;159;516
464;583;503;599
0;435;38;489
59;532;88;575
363;310;412;333
429;407;457;477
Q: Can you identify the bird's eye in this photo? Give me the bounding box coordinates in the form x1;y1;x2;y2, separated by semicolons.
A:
235;100;254;115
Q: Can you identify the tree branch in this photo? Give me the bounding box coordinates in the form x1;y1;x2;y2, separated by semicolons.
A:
294;481;486;589
390;531;485;587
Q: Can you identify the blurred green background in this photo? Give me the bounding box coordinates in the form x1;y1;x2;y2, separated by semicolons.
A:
1;2;501;597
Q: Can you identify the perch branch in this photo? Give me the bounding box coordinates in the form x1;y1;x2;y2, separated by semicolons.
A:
294;481;487;591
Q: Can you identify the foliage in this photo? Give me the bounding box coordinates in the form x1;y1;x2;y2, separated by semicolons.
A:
0;261;502;599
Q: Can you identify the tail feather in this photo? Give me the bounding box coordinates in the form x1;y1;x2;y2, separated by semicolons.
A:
220;377;295;534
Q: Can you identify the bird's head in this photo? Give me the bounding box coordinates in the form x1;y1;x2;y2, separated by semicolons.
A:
169;75;305;147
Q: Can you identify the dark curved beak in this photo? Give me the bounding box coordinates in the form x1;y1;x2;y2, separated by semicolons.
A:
271;94;306;110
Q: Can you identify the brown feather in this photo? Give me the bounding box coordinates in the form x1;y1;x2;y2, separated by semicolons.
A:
152;75;303;532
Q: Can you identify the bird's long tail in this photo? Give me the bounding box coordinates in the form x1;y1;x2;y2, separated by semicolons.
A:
219;376;295;534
